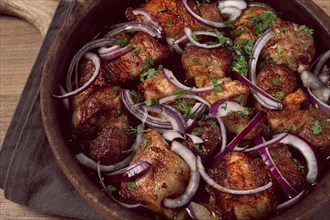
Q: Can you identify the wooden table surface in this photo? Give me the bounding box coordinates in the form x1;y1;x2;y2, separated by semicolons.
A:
0;0;329;219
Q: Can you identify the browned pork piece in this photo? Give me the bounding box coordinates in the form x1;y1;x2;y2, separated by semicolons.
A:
71;59;131;164
234;6;281;41
181;118;222;161
139;69;176;100
207;152;278;220
222;107;267;140
120;130;190;219
256;64;297;98
135;0;222;39
261;22;316;73
181;46;250;105
269;144;307;193
104;32;172;83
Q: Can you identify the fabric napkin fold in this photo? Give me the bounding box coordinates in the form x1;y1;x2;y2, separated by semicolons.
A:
0;1;104;219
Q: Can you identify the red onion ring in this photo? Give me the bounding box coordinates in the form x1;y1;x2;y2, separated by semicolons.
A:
159;94;211;108
212;111;265;162
162;130;185;142
184;27;231;49
103;160;151;182
219;0;248;10
216;116;227;154
221;7;243;20
98;45;132;60
53;52;101;99
197;156;273;194
186;202;213;220
105;21;163;40
163;68;214;94
276;190;306;214
163;141;201;208
233;71;283;110
259;145;298;197
209;99;245;117
306;88;330;113
237;133;288;152
313;49;330;76
75;152;133;172
186;133;204;144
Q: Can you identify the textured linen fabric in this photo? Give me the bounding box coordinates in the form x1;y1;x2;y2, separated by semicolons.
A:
0;1;104;219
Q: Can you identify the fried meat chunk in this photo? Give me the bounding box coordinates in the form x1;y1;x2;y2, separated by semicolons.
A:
139;69;176;100
207;152;278;220
182;118;221;161
269;144;307;192
104;32;171;83
256;64;297;98
136;0;221;39
120;130;190;219
261;22;315;73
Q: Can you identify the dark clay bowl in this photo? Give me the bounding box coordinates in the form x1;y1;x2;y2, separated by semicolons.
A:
40;0;330;219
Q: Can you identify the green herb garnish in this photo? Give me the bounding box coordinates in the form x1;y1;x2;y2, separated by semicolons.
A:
103;185;117;195
127;181;137;190
114;33;128;46
140;68;157;81
231;54;248;76
249;10;277;36
141;138;151;150
312;120;322;134
214;29;229;44
298;25;314;35
271;91;285;100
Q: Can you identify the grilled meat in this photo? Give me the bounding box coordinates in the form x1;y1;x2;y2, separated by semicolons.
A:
182;46;233;84
104;32;171;83
139;69;176;100
136;0;221;39
207;152;278;220
182;118;222;161
120;130;190;219
261;22;315;73
256;64;297;98
222;108;267;140
269;144;307;193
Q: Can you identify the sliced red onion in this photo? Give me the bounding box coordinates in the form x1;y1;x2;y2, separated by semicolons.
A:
212;111;265;162
159;94;211;108
186;118;197;131
75;152;133;172
103;160;151;182
186;202;213;220
131;8;165;38
221;7;243;20
249;28;275;83
105;21;163;40
311;87;330;103
59;85;69;110
186;133;204;144
98;45;132;60
121;90;172;130
182;0;226;28
121;124;145;153
313;50;330;76
53;52;100;99
197;156;272;194
276;190;306;214
319;72;329;84
219;0;248;10
300;70;324;90
209;99;245;117
132;103;187;134
184;27;231;49
239;133;288;153
279;134;318;183
233;71;283;110
259;147;298;197
166;37;185;54
217;117;227;154
163;141;200;208
163;68;214;94
162;130;185;142
111;195;145;209
97;161;106;189
307;87;330;113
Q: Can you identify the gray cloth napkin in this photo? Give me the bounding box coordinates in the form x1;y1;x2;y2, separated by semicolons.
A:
0;1;104;219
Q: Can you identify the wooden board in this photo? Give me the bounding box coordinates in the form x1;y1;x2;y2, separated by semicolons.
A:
0;0;329;219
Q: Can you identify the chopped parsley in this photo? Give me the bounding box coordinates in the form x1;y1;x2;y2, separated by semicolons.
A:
140;68;157;81
212;77;223;92
191;131;202;137
103;185;116;195
271;91;285;100
194;144;200;150
131;46;143;56
144;98;157;107
279;27;287;32
221;103;228;111
231;54;248;76
214;29;229;44
141;138;151;150
127;181;137;190
234;94;245;102
298;25;314;35
166;19;173;25
113;33;128;46
291;124;299;132
173;88;192;96
142;56;154;68
173;99;194;117
236;108;250;119
272;77;281;86
233;38;254;57
293;158;305;174
157;7;167;12
249;10;277;36
125;126;151;135
312;120;322;134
